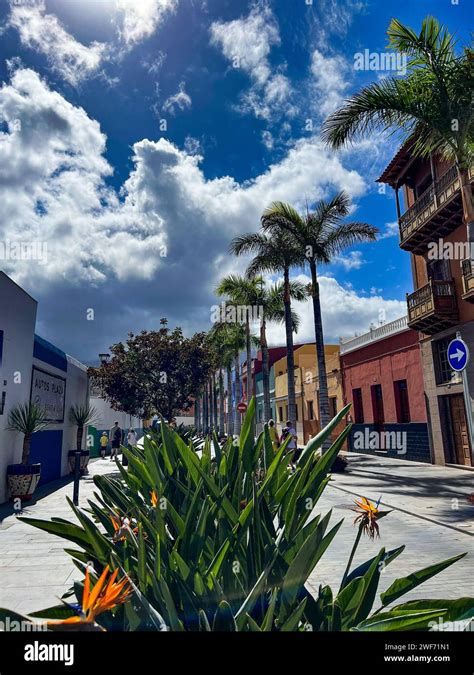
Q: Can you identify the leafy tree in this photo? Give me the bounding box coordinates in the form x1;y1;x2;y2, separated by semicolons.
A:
90;321;214;422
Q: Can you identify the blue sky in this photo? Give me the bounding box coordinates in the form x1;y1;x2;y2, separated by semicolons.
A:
0;0;471;362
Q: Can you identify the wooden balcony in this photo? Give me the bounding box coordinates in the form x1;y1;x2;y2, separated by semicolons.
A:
399;166;473;254
407;279;458;334
461;259;474;303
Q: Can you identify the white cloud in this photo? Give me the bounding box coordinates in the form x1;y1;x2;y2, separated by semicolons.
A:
116;0;178;46
266;274;405;346
162;82;192;115
334;250;366;270
0;67;382;359
210;3;293;121
310;49;349;118
379;221;399;239
8;2;107;86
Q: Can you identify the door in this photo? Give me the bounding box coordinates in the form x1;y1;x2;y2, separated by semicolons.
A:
449;394;472;466
371;384;385;427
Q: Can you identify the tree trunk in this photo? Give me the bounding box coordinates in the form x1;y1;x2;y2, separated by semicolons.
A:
194;397;199;431
284;267;297;427
76;426;84;452
219;368;225;435
208;378;214;432
213;372;218;430
22;433;32;465
261;317;271;423
310;261;331;451
227;365;234;436
203;383;208;433
245;314;252;402
457;165;474;247
234;351;242;435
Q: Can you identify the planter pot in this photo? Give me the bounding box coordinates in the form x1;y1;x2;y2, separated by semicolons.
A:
7;464;41;501
68;450;90;474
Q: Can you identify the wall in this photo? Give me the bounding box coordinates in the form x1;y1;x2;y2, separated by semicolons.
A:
0;273;37;504
342;327;430;461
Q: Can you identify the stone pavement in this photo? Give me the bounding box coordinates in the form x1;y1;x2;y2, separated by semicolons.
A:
0;453;473;616
332;452;474;532
307;453;474;605
0;458;120;615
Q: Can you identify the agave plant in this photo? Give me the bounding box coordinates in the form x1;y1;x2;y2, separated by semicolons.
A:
7;402;50;465
68;404;98;453
2;401;472;631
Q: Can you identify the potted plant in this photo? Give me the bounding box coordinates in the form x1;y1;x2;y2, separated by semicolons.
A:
6;402;49;500
68;404;98;474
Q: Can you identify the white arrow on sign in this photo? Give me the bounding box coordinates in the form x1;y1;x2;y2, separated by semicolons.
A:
452;348;465;361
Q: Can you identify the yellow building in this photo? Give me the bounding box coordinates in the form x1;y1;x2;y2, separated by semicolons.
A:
273;343;344;445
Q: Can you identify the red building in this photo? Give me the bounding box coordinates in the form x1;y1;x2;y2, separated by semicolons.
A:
341;316;430;462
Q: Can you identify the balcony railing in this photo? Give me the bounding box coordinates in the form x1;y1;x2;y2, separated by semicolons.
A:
461;259;474;303
407;279;458;334
340;315;408;354
398;165;470;253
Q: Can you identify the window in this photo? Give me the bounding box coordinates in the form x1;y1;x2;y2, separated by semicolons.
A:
434;336;455;384
394;380;411;423
352;388;364;423
371;384;385;425
308;400;314;419
329;397;337;418
295;405;299;421
279;406;283;422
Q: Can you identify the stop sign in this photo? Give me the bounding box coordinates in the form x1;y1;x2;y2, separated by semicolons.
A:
237;401;247;413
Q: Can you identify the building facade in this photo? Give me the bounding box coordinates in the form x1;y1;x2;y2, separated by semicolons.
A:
341;316;430;462
378;147;474;466
273;343;344;445
0;272;89;502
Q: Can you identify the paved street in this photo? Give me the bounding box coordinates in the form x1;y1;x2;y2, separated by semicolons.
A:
0;453;473;616
0;459;119;615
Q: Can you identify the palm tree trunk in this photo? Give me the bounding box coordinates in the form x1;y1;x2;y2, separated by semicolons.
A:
219;368;225;435
194;397;200;431
213;372;218;430
234;351;242;435
245;314;252;402
22;433;32;465
76;426;83;452
457;165;474;247
203;383;208;433
227;364;234;436
283;267;297;427
209;378;214;432
261;318;271;423
310;261;331;450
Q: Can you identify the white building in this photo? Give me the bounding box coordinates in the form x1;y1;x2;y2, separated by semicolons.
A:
0;272;89;503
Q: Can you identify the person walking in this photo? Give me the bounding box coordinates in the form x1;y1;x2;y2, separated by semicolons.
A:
99;431;108;459
124;428;137;467
109;421;122;461
268;419;280;453
285;420;299;469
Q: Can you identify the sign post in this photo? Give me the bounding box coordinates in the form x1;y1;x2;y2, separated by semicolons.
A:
447;334;474;464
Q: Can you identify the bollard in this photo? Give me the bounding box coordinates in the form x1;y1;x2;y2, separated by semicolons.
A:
73;451;81;505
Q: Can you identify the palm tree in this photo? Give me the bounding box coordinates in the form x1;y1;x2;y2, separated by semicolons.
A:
261;195;377;439
321;16;473;244
215;275;261;407
69;404;98;453
230;231;302;427
244;278;306;424
7;402;49;464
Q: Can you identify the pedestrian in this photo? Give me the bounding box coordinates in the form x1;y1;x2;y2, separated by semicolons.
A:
285;420;299;469
99;431;108;459
268;419;280;453
109;421;122;461
124;428;137;468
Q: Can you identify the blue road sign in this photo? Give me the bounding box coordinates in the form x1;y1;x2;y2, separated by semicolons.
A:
447;338;470;372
